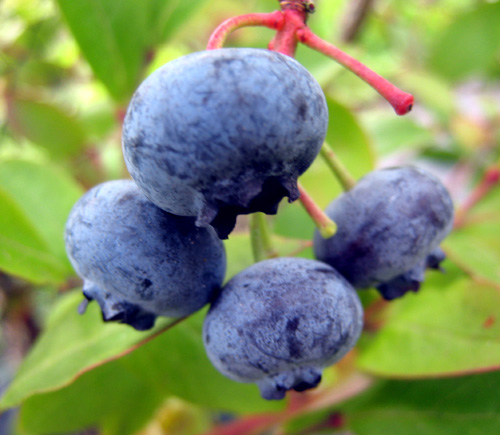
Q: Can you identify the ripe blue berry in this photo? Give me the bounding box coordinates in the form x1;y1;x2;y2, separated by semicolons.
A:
122;48;328;239
65;180;226;330
313;166;454;299
203;258;363;400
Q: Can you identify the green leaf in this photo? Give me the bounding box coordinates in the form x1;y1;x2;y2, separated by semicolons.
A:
146;0;209;45
0;159;83;283
343;371;500;434
444;185;500;286
0;159;83;261
428;3;500;81
7;97;87;158
16;60;69;88
274;98;374;239
0;188;67;284
0;291;171;410
362;114;434;155
445;225;500;286
10;291;281;434
55;0;149;101
357;274;500;377
14;17;60;55
18;355;164;435
55;0;207;101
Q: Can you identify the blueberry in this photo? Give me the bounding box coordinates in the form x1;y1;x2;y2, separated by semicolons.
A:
313;166;454;299
203;258;363;400
65;180;226;330
122;48;328;239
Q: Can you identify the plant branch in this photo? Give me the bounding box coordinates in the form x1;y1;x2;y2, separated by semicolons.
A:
454;165;500;229
340;0;375;43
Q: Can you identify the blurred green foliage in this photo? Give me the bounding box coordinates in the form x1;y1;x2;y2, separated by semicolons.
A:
0;0;499;434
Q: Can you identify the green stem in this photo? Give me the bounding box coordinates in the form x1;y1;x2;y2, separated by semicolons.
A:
320;142;356;191
250;213;279;263
298;183;337;238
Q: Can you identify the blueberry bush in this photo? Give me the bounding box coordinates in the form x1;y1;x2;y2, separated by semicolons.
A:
1;1;500;434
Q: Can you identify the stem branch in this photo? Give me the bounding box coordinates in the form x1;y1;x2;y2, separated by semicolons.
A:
207;11;284;50
454;165;500;228
297;27;414;115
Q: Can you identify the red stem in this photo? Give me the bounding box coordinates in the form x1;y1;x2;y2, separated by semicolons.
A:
268;9;305;56
298;183;337;238
206;3;413;116
207;11;284;50
454;166;500;228
297;27;414;115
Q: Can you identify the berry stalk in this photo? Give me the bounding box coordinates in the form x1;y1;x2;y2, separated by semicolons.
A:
207;11;283;50
297;27;414;115
320;142;356;191
250;213;280;262
298;183;337;238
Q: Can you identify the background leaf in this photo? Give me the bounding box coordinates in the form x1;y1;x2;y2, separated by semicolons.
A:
357;271;500;377
343;371;500;434
444;185;500;285
362;114;434;155
0;159;83;284
146;0;210;45
55;0;150;101
428;2;500;81
55;0;209;101
18;356;165;435
7;97;87;159
0;188;66;284
0;291;171;409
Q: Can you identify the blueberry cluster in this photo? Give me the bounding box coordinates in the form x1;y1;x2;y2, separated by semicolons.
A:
65;47;453;400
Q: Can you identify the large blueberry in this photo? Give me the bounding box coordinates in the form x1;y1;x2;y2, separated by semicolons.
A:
313;166;454;299
203;258;363;400
122;48;328;239
65;180;226;330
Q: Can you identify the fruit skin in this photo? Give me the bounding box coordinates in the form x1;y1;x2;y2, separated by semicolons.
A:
122;48;328;239
313;166;454;299
203;258;363;400
65;180;226;330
